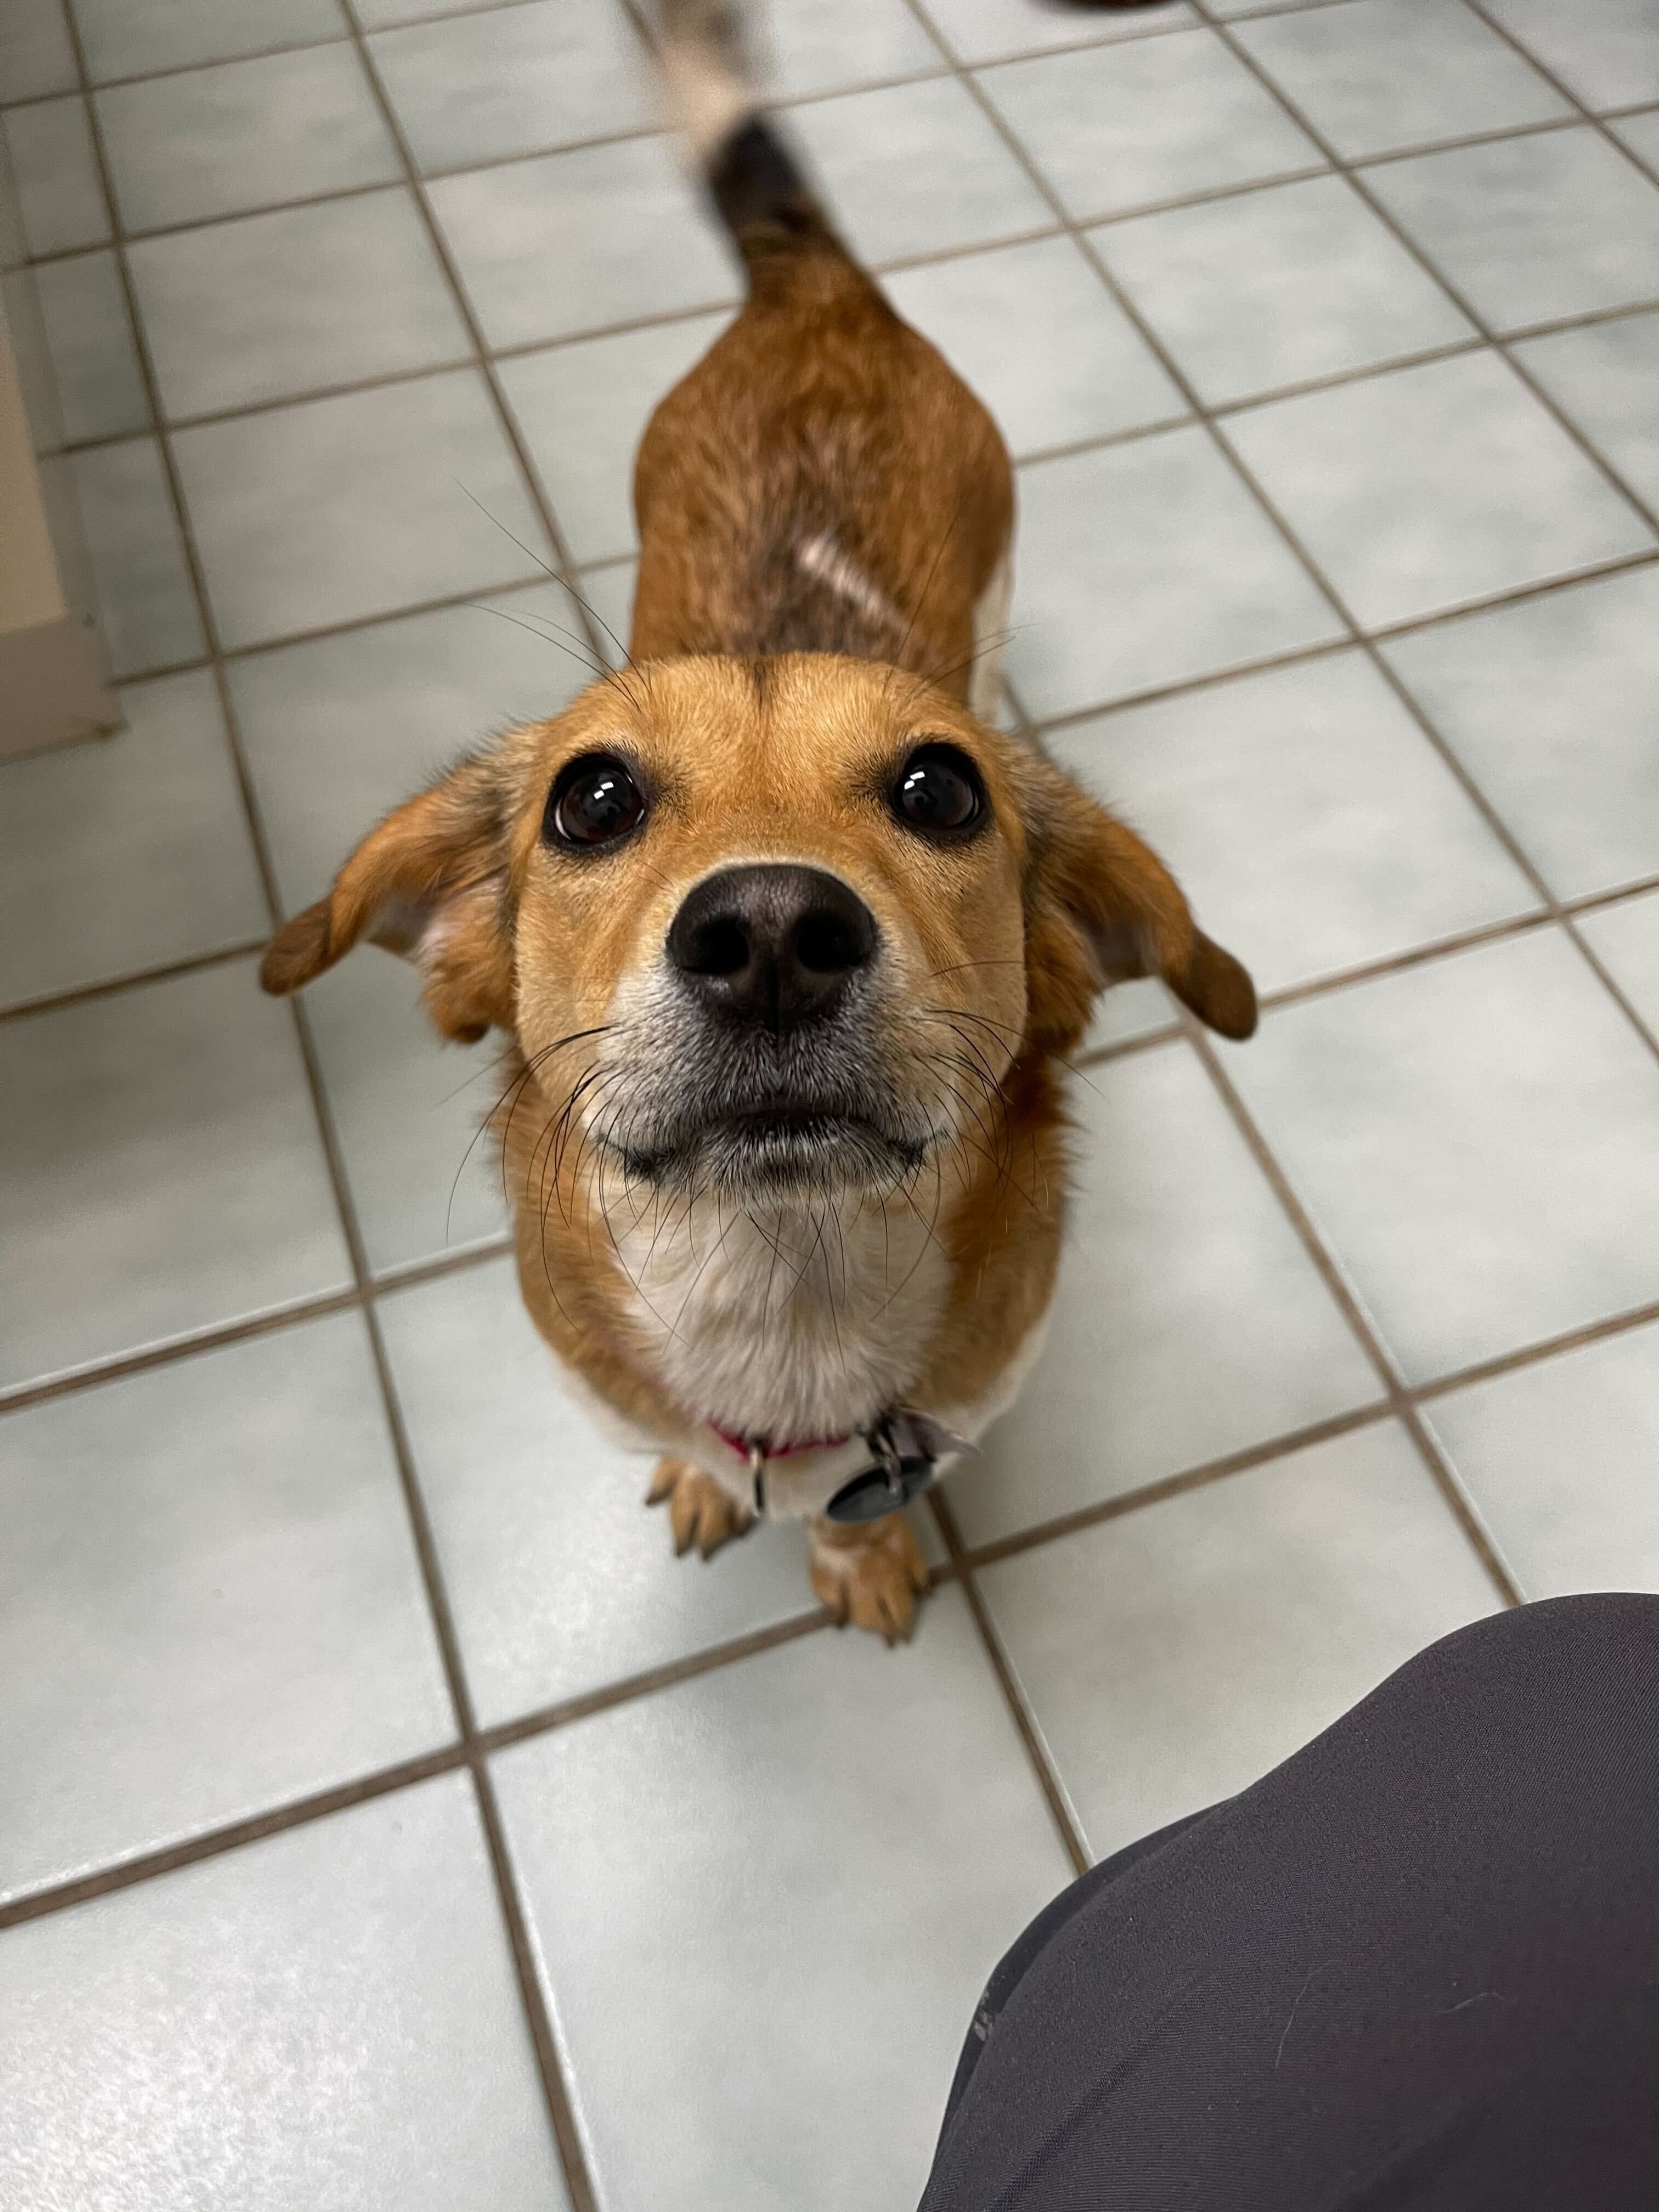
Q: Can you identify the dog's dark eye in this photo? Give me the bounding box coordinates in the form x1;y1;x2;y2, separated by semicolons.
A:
891;744;985;840
545;753;646;849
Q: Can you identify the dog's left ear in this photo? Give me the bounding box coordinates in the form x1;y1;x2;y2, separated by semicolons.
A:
259;749;516;1043
1021;757;1257;1053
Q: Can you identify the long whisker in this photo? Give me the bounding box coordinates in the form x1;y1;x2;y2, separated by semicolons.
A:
465;598;605;682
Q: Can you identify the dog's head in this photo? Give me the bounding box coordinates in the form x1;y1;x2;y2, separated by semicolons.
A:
262;654;1254;1202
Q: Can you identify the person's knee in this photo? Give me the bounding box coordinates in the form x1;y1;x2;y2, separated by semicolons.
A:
1408;1592;1659;1763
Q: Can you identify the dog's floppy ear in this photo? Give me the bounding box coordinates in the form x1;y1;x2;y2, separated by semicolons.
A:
1021;755;1256;1054
259;751;515;1044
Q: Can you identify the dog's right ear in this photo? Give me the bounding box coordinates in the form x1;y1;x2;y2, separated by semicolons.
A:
259;751;516;1043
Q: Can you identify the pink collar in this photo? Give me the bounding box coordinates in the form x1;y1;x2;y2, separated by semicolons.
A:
706;1419;850;1463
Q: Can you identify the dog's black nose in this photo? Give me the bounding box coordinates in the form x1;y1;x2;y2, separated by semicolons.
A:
667;865;876;1033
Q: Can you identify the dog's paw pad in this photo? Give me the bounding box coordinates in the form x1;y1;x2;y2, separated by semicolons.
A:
647;1457;754;1559
809;1513;929;1645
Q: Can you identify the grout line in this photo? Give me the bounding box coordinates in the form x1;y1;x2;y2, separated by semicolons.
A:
1411;1295;1659;1404
0;1239;516;1419
336;0;608;672
39;280;1659;465
1181;2;1659;549
1176;4;1659;1077
904;0;1659;1153
0;0;1375;117
908;0;1659;1113
0;938;268;1024
10;1282;1659;1931
1181;1020;1523;1608
1065;870;1659;1070
956;1400;1396;1572
928;1492;1091;1875
225;572;588;662
0;1288;364;1417
1454;0;1659;190
1071;1020;1184;1070
477;1607;837;1756
0;1607;834;1936
0;1747;468;1933
465;1763;599;2212
1026;544;1659;735
979;1298;1659;1538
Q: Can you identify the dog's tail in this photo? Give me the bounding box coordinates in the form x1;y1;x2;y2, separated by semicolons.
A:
653;1;835;257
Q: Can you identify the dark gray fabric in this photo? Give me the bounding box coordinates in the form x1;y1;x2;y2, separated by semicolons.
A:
921;1595;1659;2211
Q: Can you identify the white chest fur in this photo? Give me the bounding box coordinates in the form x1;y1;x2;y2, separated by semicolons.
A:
610;1186;950;1443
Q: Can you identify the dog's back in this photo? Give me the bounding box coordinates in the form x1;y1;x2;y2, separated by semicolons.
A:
632;2;1015;709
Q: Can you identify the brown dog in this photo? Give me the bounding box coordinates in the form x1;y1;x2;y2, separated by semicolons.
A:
261;0;1256;1640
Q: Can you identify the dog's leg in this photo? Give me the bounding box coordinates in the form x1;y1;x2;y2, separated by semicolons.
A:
648;1456;755;1558
808;1512;930;1645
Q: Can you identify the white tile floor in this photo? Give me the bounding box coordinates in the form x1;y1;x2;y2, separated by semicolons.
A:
2;2;1657;2207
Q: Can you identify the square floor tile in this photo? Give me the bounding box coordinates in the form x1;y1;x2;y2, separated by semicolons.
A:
1094;173;1473;406
430;136;736;353
1233;0;1570;159
29;247;149;443
368;0;651;172
948;1039;1380;1544
767;0;942;94
235;583;595;917
787;75;1054;262
1515;311;1659;516
1578;887;1659;1034
1046;649;1538;997
498;311;730;565
0;961;350;1388
173;368;551;647
928;0;1195;63
67;436;206;676
0;670;265;1012
1479;0;1659;112
493;1589;1072;2212
3;97;109;256
979;30;1322;223
1224;352;1655;630
1425;1322;1659;1599
380;1260;822;1718
1224;930;1659;1381
72;0;347;82
0;1780;569;2211
0;0;75;101
1364;128;1659;332
129;188;469;420
97;46;399;233
0;1316;453;1902
978;1422;1498;1858
883;234;1186;457
1006;425;1341;718
1612;110;1659;174
1381;565;1659;899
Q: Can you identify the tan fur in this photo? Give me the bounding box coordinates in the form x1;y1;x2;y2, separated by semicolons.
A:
261;118;1256;1643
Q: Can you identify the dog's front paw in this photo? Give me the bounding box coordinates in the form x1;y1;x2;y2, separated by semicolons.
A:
647;1457;754;1558
809;1512;930;1645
